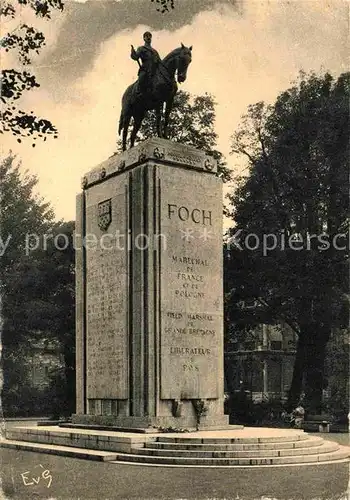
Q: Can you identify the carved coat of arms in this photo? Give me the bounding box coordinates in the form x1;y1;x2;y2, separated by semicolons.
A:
98;199;112;231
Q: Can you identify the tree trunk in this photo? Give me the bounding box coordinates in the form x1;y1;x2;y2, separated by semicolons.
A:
304;326;331;414
224;355;238;424
287;336;306;412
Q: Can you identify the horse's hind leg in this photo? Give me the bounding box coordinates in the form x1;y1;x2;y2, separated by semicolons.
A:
130;115;143;149
122;115;131;151
155;105;162;137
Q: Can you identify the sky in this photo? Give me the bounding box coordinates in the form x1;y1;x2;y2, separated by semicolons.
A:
2;0;349;222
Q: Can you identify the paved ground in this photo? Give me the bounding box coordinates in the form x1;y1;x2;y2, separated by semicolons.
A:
2;420;349;500
3;419;49;430
1;447;349;500
309;433;349;447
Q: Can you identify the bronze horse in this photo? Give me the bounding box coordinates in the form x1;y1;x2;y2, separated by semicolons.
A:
119;44;192;151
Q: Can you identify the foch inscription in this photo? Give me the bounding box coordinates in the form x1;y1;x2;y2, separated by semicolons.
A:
168;204;212;225
159;169;223;400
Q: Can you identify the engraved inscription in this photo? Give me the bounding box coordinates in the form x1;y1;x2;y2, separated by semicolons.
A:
172;256;209;266
85;193;128;399
183;363;199;372
170;347;211;355
165;327;215;336
160;168;223;399
165;312;215;336
171;255;207;300
168;204;212;225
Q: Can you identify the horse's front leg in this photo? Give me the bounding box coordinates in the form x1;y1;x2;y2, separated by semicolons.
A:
163;94;174;139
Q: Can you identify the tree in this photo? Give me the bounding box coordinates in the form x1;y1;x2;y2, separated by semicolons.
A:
118;90;231;182
225;72;349;413
0;154;75;416
0;153;54;411
1;0;63;143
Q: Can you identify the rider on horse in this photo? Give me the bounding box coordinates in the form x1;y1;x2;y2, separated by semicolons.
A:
131;32;161;97
121;40;192;150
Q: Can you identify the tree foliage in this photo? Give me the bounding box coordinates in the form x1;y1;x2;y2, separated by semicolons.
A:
0;154;55;274
0;153;53;410
225;72;349;412
1;0;63;143
118;90;231;182
150;0;175;13
0;154;75;415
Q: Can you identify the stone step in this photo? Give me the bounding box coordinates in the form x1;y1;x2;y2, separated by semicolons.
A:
146;436;324;451
156;433;307;444
3;431;349;466
0;439;118;461
112;447;350;466
5;426;148;453
135;441;338;458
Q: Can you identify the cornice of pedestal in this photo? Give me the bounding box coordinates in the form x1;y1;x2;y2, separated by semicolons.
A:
81;137;218;190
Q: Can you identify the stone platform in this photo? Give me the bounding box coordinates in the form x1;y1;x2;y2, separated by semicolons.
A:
2;425;349;467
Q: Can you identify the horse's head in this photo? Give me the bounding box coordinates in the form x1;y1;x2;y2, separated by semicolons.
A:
177;43;192;83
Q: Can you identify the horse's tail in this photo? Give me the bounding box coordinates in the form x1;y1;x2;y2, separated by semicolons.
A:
119;83;135;135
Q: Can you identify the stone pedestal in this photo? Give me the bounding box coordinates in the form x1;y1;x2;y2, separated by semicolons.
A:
74;138;228;429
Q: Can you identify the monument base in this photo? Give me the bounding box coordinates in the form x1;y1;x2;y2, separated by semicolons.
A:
71;413;230;431
76;139;227;429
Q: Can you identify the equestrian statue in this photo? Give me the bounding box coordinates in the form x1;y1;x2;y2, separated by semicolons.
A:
119;31;192;151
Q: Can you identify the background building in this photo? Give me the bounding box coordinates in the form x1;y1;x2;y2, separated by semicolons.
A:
28;340;63;390
225;321;297;402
